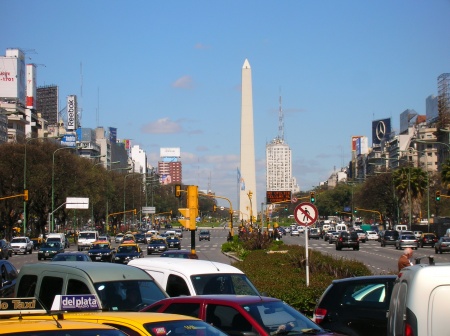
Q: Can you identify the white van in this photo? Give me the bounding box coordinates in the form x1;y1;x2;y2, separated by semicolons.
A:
394;224;407;232
46;233;69;248
77;230;99;251
335;223;347;232
387;260;450;335
128;258;261;297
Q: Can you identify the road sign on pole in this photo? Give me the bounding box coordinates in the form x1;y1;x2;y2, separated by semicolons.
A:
294;202;318;226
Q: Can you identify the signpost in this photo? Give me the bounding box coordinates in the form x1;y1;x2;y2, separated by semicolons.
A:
293;202;318;287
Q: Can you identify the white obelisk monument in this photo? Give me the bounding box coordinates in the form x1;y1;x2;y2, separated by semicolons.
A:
239;59;257;223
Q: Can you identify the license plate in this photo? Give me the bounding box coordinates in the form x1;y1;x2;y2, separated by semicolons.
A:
45;252;49;256
170;244;174;247
96;257;101;260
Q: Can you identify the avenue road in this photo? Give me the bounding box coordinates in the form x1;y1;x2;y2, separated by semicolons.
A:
9;227;447;275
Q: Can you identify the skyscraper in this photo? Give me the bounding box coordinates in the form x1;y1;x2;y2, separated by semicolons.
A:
239;59;257;222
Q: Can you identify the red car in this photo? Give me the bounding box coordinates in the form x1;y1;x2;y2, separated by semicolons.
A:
143;295;343;335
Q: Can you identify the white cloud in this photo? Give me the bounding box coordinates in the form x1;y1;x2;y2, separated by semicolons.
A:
140;118;182;134
172;75;194;89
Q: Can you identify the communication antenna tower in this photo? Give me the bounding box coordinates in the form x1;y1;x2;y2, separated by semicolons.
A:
278;94;284;142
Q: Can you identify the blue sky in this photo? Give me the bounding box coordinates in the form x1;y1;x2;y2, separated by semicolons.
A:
2;0;450;208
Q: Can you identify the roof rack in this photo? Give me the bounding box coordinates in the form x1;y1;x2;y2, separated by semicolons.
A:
415;256;435;265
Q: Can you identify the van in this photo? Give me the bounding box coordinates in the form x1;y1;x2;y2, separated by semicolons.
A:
128;258;261;297
15;261;168;311
336;223;347;232
394;224;407;232
387;260;450;336
77;230;99;251
46;233;69;248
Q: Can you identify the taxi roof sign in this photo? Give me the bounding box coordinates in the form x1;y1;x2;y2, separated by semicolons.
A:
51;294;102;311
0;297;47;316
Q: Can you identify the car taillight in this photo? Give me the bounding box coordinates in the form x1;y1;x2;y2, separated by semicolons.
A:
405;322;414;336
313;307;327;324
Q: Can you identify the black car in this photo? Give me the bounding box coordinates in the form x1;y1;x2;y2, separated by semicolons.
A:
88;242;116;262
114;243;144;264
38;242;65;260
51;251;92;261
313;275;397;336
147;238;168;255
0;260;18;298
134;233;146;244
160;249;199;259
199;230;211;241
0;240;10;260
335;231;359;250
380;230;399;247
166;236;181;250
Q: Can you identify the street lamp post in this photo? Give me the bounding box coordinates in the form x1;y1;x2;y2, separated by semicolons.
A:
51;147;74;233
123;173;135;228
23;135;61;234
105;162;124;234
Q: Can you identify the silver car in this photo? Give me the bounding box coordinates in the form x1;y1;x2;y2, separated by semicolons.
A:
328;231;340;244
395;234;418;250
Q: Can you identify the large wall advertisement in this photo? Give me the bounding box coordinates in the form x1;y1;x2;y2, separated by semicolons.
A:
26;64;36;109
372;118;391;146
66;95;77;131
0;49;26;105
160;147;181;158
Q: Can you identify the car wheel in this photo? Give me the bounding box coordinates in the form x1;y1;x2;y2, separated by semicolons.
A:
354;247;359;251
148;252;151;255
29;248;32;254
435;248;438;254
440;248;443;254
38;256;41;260
14;252;17;255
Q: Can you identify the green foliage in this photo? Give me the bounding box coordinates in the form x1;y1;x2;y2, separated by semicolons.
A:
233;245;372;316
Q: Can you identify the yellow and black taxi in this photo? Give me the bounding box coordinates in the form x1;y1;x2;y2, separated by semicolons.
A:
0;297;128;336
37;241;64;261
17;295;228;336
88;240;116;262
114;242;144;264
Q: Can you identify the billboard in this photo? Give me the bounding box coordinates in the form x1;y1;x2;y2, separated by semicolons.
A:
26;64;36;109
160;147;181;158
108;127;117;143
372;118;391;146
351;136;363;151
61;133;77;148
356;136;369;155
266;191;292;204
0;49;26;105
66;95;77;131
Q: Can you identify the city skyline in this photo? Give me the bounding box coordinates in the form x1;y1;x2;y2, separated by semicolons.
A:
1;0;449;208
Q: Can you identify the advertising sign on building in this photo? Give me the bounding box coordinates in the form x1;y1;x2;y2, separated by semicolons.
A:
26;64;36;109
66;95;77;131
0;49;26;105
109;127;117;143
61;133;77;148
356;136;369;155
160;147;181;158
372;118;391;146
351;136;363;151
266;191;292;204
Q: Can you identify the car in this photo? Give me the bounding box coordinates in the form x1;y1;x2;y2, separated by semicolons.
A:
380;230;399;247
0;260;18;298
144;295;341;336
174;228;183;238
77;230;99;251
354;229;367;243
313;275;397;336
199;229;211;241
366;230;379;240
328;231;340;244
284;226;291;234
387;260;450;335
395;234;418;250
418;232;438;248
290;228;300;236
88;241;116;262
147;238;168;255
434;236;450;254
15;262;168;311
46;232;69;248
10;236;33;255
160;249;199;259
166;236;181;249
98;234;111;242
134;233;146;244
115;233;124;243
324;230;336;242
51;251;92;261
121;233;136;244
297;225;305;233
413;230;423;239
335;231;359;250
37;241;65;260
129;258;261;297
114;243;144;264
309;228;321;239
164;223;173;229
0;240;10;260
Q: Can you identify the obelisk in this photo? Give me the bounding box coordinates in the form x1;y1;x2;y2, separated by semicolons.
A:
239;59;257;223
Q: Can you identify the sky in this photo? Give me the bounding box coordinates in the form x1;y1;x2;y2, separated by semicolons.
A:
2;0;450;208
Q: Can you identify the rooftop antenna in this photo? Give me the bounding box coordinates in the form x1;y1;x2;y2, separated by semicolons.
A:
96;86;100;127
78;62;83;128
278;90;284;141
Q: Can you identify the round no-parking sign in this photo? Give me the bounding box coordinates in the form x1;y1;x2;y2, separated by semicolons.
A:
294;202;318;226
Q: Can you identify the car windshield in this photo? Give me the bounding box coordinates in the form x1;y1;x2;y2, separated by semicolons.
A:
12;238;26;243
117;245;137;253
442;238;450;242
151;239;165;244
95;280;167;312
244;300;324;334
144;320;227;336
402;235;416;240
79;233;96;239
42;242;60;248
92;243;110;249
192;274;260;296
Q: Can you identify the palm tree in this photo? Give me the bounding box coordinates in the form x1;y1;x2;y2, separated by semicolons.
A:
393;166;428;223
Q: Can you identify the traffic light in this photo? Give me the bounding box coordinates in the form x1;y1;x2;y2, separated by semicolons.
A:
310;192;315;203
436;191;441;201
354;209;358;214
178;208;190;229
23;189;28;201
187;185;198;230
175;185;181;197
213;205;217;212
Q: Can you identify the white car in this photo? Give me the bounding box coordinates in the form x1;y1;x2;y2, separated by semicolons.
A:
284;227;291;234
291;229;300;236
366;231;379;240
11;236;33;255
297;226;305;233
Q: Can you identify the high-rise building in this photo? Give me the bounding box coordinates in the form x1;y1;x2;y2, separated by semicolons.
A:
239;59;257;221
266;97;299;194
36;85;58;127
158;148;182;184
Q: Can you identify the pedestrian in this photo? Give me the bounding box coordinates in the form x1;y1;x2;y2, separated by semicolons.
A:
398;247;413;272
